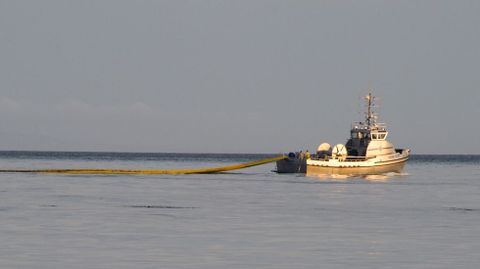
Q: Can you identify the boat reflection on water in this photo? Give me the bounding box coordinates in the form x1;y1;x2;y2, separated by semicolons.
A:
306;172;408;182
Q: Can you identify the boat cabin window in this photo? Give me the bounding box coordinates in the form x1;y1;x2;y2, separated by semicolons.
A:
371;133;387;140
351;132;365;139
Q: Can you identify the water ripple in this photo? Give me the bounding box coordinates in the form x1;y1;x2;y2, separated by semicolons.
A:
448;207;480;212
127;205;196;209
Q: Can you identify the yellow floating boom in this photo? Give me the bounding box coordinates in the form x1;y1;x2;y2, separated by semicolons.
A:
0;155;286;175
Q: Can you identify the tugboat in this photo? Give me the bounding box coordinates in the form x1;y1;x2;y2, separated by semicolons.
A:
306;92;410;176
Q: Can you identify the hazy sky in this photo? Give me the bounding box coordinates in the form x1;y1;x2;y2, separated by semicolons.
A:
1;0;479;153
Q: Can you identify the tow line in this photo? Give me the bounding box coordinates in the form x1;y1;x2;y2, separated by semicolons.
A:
0;156;286;175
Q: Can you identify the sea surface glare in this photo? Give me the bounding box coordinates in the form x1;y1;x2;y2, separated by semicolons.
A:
1;152;479;268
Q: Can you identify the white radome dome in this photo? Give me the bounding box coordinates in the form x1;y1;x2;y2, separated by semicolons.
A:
317;143;331;152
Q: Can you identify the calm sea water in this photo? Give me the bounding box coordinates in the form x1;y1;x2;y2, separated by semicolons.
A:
1;151;479;268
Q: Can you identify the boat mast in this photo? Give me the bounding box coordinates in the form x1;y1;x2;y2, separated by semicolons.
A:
365;92;374;127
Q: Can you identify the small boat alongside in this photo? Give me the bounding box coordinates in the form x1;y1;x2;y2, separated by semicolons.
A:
275;152;307;173
306;92;410;176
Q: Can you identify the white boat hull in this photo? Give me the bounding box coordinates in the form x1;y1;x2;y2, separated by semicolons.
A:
306;151;409;176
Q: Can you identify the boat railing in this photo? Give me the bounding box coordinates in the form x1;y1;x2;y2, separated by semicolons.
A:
312;155;367;162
